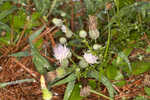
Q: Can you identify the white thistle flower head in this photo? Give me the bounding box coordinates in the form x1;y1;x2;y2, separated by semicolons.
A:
53;44;71;63
61;25;73;38
83;52;98;64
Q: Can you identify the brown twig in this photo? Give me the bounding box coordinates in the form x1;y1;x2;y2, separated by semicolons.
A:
11;58;39;79
47;28;59;48
16;24;27;47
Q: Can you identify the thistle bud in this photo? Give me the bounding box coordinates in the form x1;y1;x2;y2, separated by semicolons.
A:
79;30;87;38
80;85;91;97
56;67;66;78
88;15;100;40
40;75;52;100
79;59;88;68
59;37;67;44
93;44;102;50
105;2;113;10
61;25;73;38
60;58;69;67
42;88;52;100
60;11;66;17
52;18;63;27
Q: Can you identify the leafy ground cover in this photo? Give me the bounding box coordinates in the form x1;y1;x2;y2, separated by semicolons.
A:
0;0;150;100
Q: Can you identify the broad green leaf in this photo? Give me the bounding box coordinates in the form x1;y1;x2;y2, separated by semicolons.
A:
52;73;76;87
106;65;124;80
132;61;150;75
144;87;150;96
0;6;17;20
64;80;75;100
10;51;30;57
69;84;83;100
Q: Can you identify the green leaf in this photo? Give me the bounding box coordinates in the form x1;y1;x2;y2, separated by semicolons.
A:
12;10;27;29
29;25;45;41
52;73;76;87
114;80;126;87
106;65;124;80
64;80;75;100
31;44;53;74
88;80;96;89
146;46;150;53
118;52;132;71
132;61;150;75
29;26;53;74
10;51;30;57
0;6;17;20
69;84;83;100
144;87;150;96
101;75;115;98
0;22;11;32
88;70;116;98
134;96;148;100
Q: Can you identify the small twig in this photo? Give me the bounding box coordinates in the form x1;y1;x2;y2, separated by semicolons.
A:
41;53;56;63
11;58;39;79
16;24;27;47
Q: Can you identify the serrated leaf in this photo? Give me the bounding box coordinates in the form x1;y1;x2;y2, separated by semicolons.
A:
63;80;75;100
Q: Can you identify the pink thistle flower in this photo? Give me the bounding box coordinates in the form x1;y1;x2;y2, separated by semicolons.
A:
53;44;71;63
83;53;98;64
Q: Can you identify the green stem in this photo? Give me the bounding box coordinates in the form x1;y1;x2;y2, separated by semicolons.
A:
47;0;58;18
0;79;36;88
90;89;113;100
104;11;111;60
